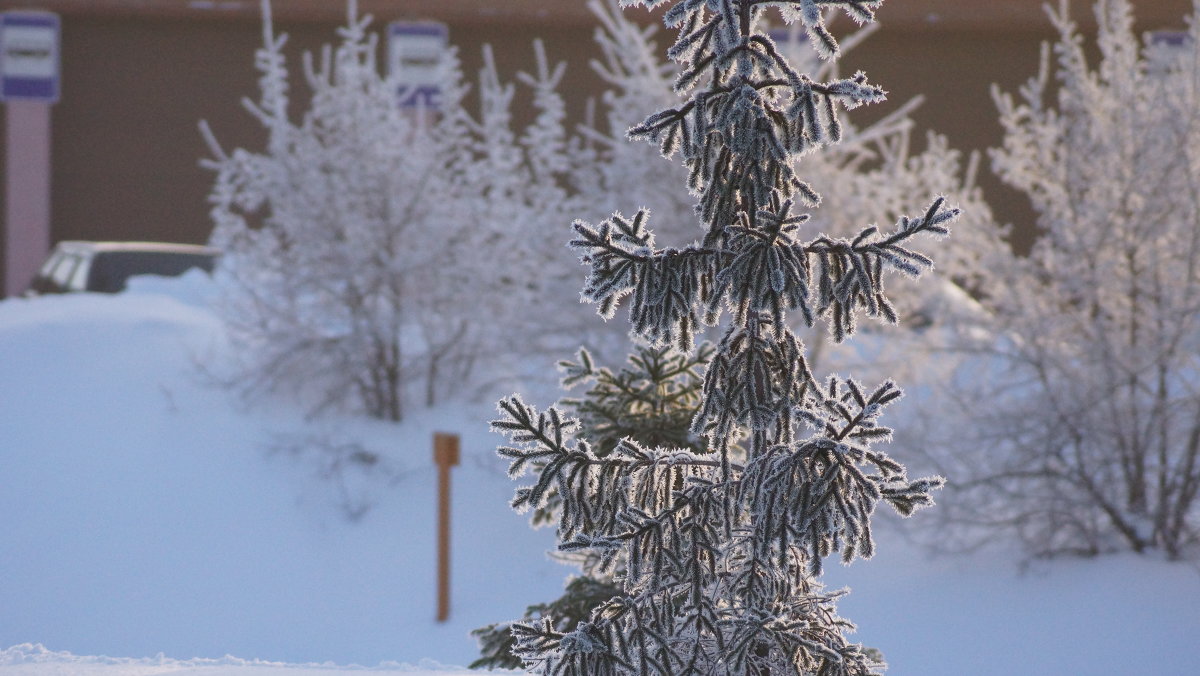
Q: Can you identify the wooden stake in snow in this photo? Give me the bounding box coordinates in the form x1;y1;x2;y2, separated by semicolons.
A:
433;432;459;622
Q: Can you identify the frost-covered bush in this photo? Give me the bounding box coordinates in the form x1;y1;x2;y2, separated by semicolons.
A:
201;2;580;421
931;0;1200;560
491;1;958;673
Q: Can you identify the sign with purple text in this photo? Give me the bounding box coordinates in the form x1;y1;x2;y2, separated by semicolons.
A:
1150;31;1188;48
0;11;60;103
387;21;448;109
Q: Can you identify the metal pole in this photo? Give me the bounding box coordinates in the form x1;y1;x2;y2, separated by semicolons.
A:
2;10;59;297
4;99;51;297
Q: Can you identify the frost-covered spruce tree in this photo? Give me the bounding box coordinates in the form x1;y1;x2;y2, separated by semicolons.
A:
929;0;1200;560
492;1;958;674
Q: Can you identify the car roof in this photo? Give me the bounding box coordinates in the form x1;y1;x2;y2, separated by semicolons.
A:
54;240;221;256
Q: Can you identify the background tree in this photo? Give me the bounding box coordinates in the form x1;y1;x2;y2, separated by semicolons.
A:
492;1;958;674
926;0;1200;560
201;1;581;421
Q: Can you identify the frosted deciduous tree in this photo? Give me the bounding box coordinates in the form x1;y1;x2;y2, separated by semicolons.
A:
932;0;1200;560
492;1;959;674
200;1;577;420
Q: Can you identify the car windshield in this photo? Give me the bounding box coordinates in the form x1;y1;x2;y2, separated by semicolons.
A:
88;251;217;293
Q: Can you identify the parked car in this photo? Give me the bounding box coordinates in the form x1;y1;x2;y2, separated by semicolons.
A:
26;241;221;295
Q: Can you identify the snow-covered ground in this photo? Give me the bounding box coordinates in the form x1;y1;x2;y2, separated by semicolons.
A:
2;274;1199;675
0;643;490;676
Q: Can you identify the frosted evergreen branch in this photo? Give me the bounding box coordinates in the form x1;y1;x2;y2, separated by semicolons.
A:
509;564;879;676
736;376;942;574
574;198;956;348
493;395;740;533
571;211;720;349
692;318;814;440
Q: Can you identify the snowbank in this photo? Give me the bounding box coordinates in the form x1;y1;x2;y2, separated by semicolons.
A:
0;278;566;667
0;643;507;675
1;276;1198;675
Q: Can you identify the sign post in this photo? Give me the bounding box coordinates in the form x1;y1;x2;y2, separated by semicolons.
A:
1;11;59;297
387;21;448;110
433;432;460;622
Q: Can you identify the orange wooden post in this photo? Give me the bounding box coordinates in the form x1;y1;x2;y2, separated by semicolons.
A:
433;432;460;623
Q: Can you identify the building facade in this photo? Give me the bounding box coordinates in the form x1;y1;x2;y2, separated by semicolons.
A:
0;0;1191;293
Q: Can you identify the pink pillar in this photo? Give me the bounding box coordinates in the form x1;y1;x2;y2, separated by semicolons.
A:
5;99;52;297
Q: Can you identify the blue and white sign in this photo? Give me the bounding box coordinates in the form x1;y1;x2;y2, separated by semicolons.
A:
1150;31;1189;48
0;11;60;103
387;21;448;109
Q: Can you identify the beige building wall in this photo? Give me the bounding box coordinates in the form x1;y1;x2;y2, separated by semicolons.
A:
0;0;1191;288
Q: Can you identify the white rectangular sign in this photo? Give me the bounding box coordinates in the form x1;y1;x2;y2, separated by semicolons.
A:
1150;31;1188;48
388;21;448;109
4;26;57;78
0;12;60;102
